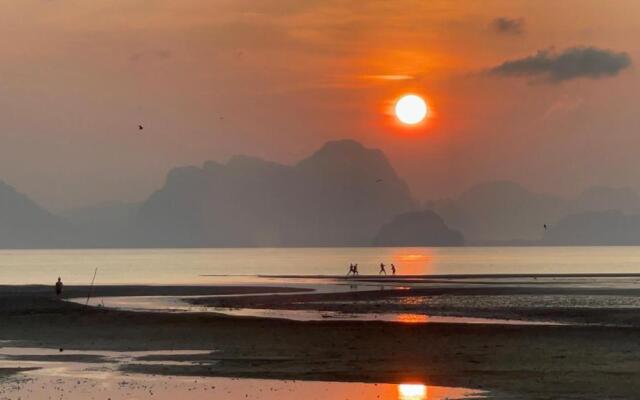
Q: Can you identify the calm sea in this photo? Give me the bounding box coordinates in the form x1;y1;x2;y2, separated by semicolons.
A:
1;247;640;285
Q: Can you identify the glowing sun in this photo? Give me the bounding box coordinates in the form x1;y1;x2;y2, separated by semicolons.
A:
395;94;428;125
398;384;427;399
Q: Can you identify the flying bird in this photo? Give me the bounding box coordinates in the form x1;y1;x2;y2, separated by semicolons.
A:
138;124;144;131
376;179;383;183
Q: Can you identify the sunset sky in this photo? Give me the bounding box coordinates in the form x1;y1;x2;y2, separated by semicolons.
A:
1;0;638;209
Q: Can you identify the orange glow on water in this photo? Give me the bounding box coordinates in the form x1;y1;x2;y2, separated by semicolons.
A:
391;249;435;275
395;314;429;323
398;384;428;399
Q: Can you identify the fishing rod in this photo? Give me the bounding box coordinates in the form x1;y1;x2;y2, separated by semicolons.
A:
86;268;98;306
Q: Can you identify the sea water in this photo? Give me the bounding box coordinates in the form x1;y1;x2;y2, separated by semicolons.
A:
1;246;640;285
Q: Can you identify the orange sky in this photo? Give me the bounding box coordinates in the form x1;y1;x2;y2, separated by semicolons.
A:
0;0;639;209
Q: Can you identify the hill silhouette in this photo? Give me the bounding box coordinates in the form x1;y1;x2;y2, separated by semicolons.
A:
542;210;640;245
426;181;640;244
426;181;565;242
137;139;417;247
373;210;463;247
571;186;640;214
0;181;75;248
4;144;640;248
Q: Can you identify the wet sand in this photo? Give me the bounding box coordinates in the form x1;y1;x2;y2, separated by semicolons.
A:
1;284;640;398
0;367;36;378
189;286;640;327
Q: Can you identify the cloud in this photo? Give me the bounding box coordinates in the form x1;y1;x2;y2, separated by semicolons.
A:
359;74;415;81
489;47;631;82
490;17;525;35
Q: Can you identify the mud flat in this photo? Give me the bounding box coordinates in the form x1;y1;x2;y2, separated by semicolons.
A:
1;284;640;399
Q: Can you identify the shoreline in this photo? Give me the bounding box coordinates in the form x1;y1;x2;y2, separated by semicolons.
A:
256;272;640;278
185;283;640;327
2;284;640;398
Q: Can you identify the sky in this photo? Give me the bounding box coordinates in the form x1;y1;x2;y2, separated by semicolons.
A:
0;0;639;210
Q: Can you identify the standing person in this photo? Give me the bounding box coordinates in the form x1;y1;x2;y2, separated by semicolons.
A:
55;277;64;298
391;264;396;275
353;264;359;276
379;263;387;275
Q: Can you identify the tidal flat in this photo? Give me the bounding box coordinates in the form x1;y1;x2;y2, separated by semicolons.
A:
1;281;640;398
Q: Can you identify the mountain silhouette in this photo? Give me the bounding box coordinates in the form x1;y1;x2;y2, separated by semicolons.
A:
542;210;640;245
373;210;463;247
426;181;640;244
137;139;417;247
571;186;640;214
427;180;565;242
4;146;640;248
0;181;74;248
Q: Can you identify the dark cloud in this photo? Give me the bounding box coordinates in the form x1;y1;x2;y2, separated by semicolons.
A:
490;47;632;82
490;17;525;35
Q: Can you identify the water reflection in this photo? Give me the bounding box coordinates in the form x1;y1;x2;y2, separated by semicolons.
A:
0;348;483;400
398;384;427;399
395;314;429;323
392;249;434;275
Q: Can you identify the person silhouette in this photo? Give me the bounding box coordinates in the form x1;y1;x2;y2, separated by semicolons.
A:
353;264;359;276
347;264;355;276
379;263;387;275
391;264;396;275
55;277;64;298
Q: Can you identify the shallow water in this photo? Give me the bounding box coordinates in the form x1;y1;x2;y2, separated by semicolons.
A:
390;294;640;309
201;307;563;325
3;246;640;285
66;271;640;325
72;292;561;325
0;347;485;400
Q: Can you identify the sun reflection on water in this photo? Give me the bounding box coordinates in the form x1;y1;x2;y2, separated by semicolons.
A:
392;249;434;275
398;384;428;399
394;314;429;323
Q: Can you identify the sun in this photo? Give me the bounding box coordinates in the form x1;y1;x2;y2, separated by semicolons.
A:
395;94;428;125
398;384;427;399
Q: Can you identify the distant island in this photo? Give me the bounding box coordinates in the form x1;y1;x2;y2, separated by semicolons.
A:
2;139;640;248
373;211;464;247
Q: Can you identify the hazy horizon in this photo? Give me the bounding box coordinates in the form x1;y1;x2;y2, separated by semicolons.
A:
1;138;639;248
6;138;640;213
0;1;639;210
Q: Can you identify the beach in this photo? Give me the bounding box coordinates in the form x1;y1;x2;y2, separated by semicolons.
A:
2;0;638;397
1;282;640;399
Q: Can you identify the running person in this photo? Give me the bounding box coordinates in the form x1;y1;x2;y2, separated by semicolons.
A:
347;264;354;276
379;263;387;275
